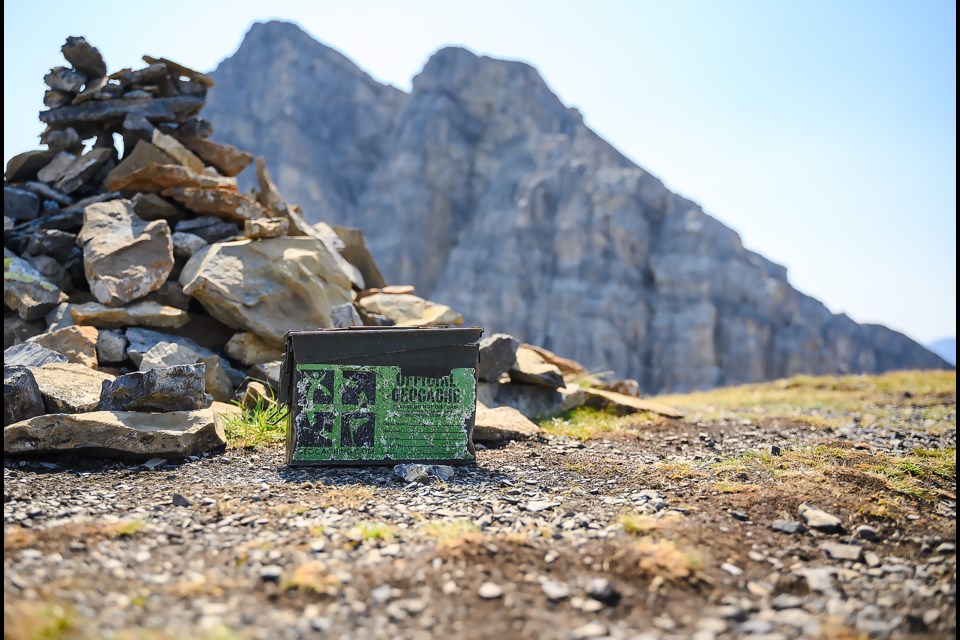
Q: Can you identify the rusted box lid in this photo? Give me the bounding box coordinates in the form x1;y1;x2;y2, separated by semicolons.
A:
279;326;482;466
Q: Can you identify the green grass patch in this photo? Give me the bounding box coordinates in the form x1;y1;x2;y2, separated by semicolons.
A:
348;521;397;541
220;396;288;449
114;519;144;538
706;444;956;503
540;406;645;440
657;370;956;431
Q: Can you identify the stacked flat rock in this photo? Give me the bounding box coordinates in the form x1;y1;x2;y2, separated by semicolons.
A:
4;37;681;458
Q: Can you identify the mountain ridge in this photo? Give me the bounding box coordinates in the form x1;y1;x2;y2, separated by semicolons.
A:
203;20;949;392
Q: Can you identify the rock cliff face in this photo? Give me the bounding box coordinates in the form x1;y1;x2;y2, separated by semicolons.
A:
204;21;949;392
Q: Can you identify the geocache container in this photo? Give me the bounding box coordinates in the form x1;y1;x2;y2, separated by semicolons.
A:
278;326;482;466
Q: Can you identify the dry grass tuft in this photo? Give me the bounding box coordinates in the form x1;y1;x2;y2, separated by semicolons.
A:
4;519;144;552
284;560;341;594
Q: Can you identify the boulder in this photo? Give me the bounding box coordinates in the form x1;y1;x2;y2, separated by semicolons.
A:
62;36;107;78
243;217;288;239
150;128;204;174
23;181;74;206
162;187;268;223
3;366;44;426
98;363;210;412
40;126;82;152
44;66;86;93
179;238;354;345
3;250;66;321
169;132;252;176
171;231;208;260
102;141;174;188
25;229;78;262
333;226;387;290
473;403;540;442
508;346;564;389
70;301;189;329
249;360;281;390
523;344;590;379
477;381;585;419
77;199;174;305
477;333;519;382
37;151;81;184
53;148;111;194
174;216;239;243
30;362;115;413
5;149;58;183
22;255;69;294
582;387;685;419
96;329;128;363
198;355;234;402
224;331;279;366
26;325;99;368
44;302;76;332
4;312;44;349
4;404;231;459
131;192;180;221
125;327;214;366
40;95;204;131
330;303;363;328
138;341;201;371
104;163;233;193
357;293;463;327
146;281;192;310
241;380;274;409
4;186;40;220
3;341;69;368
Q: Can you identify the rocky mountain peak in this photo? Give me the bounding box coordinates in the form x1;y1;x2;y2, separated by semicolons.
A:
203;29;950;392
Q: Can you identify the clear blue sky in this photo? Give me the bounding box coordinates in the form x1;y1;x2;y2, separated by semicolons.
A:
4;0;956;345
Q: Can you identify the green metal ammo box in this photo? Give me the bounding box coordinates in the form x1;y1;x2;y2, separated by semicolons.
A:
278;326;483;466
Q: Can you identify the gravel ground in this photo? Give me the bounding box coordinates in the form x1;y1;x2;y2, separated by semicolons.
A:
4;397;957;639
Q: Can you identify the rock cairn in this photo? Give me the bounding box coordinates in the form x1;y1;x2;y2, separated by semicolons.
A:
4;37;679;458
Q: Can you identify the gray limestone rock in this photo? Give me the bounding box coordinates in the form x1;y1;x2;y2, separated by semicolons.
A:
204;21;951;392
26;325;99;367
25;229;78;262
4;187;40;220
98;363;211;412
330;303;363;328
29;362;115;413
77;199;174;306
509;346;565;389
4;342;69;367
473;403;539;442
799;503;844;533
179;238;354;345
3;404;231;459
224;331;278;366
476;381;585;419
174;216;240;243
3;250;66;321
4;312;44;349
248;360;282;391
61;36;107;78
96;329;128;363
477;333;519;382
139;341;201;371
4;366;44;426
125;327;213;366
821;542;864;562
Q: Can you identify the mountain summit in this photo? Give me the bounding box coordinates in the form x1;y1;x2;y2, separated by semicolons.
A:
204;20;949;392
